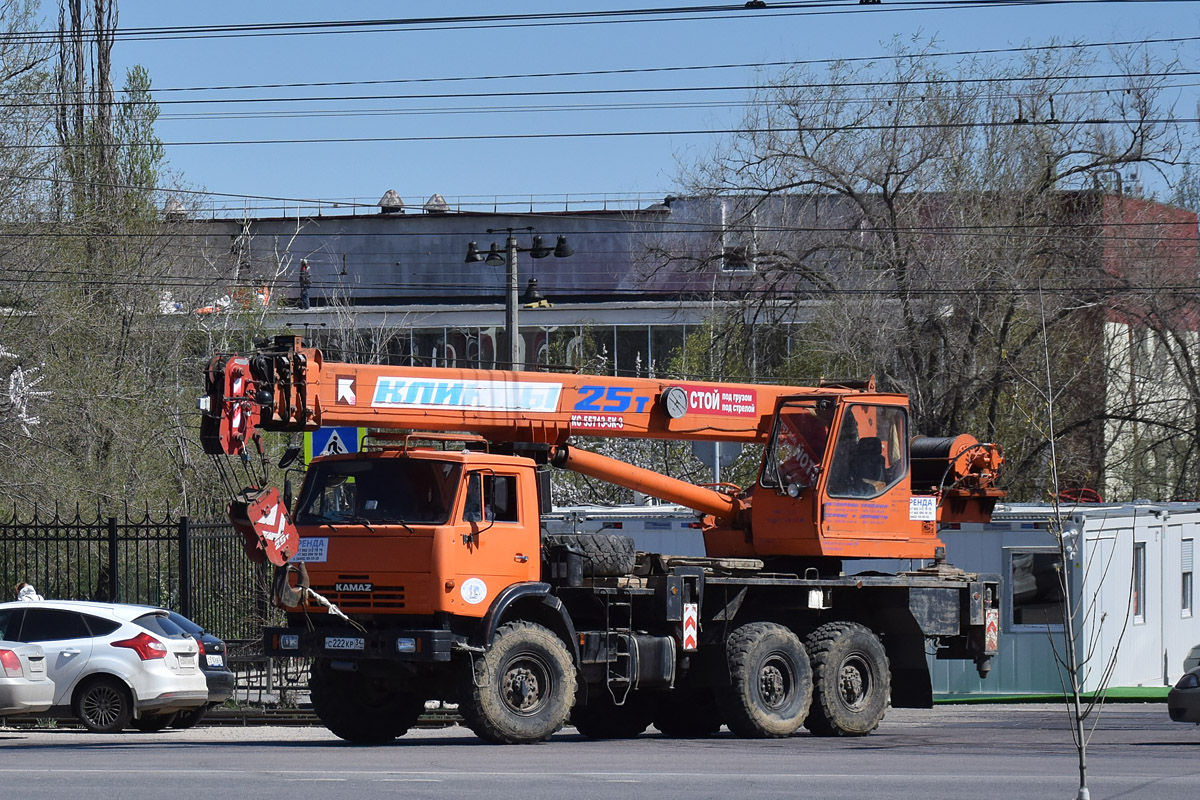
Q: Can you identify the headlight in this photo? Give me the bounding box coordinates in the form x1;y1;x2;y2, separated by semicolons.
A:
1174;672;1200;690
396;637;417;653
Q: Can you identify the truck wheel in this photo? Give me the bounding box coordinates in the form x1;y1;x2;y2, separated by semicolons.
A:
309;661;426;745
804;622;890;736
716;622;812;738
571;689;656;739
653;689;723;738
543;533;636;577
73;675;133;733
459;621;576;744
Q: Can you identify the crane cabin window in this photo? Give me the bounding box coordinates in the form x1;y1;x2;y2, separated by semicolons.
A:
464;473;519;524
825;405;908;499
296;458;461;526
761;399;835;492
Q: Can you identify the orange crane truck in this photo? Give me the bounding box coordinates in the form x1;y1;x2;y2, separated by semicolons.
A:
200;335;1003;744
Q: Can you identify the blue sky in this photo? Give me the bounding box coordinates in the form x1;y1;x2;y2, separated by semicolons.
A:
58;2;1200;213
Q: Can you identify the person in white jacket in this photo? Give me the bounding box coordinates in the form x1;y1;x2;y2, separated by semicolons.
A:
14;582;43;601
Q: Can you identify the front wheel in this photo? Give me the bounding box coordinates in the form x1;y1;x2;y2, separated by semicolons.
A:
716;622;812;738
74;675;133;733
309;661;427;745
804;622;890;736
459;621;576;744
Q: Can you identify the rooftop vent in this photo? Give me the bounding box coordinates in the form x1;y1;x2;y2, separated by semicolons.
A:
163;196;188;222
378;190;405;214
424;193;450;213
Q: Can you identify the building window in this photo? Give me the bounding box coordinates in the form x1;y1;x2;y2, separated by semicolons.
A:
1008;549;1065;629
1183;538;1194;619
1133;541;1146;624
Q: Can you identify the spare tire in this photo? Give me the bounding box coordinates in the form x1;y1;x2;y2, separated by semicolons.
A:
544;533;636;577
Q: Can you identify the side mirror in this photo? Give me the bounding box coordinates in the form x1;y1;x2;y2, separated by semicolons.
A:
786;481;806;499
278;446;303;469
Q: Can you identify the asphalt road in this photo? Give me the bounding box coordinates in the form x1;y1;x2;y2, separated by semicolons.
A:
1;704;1197;799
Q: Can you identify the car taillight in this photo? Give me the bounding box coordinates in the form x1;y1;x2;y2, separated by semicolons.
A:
195;639;206;656
0;649;21;677
111;632;168;660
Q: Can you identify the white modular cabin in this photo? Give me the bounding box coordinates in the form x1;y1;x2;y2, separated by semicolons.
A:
851;502;1200;696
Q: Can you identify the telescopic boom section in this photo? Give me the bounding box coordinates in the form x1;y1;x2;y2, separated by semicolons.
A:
200;336;847;456
551;444;741;523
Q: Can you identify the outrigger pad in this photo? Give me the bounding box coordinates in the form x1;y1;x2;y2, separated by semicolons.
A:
229;486;298;566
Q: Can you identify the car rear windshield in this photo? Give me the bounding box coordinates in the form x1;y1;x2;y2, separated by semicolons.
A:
135;612;190;639
167;612;204;637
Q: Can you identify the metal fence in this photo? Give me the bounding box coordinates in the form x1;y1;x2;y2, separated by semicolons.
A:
0;510;276;644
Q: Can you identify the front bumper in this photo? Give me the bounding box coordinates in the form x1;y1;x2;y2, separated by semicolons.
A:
265;626;455;662
203;668;236;705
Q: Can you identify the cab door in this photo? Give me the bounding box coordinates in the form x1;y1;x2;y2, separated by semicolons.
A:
749;397;837;557
447;468;540;617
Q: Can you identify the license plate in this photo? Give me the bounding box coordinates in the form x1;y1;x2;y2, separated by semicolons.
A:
28;659;44;674
206;654;225;668
325;636;365;651
178;653;196;668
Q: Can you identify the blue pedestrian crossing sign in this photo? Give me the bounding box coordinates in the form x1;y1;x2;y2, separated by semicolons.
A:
305;427;365;462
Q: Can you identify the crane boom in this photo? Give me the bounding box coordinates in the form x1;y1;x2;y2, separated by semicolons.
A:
200;336;880;456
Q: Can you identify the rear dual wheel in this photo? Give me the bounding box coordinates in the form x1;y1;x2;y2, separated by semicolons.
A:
717;622;812;738
804;622;890;736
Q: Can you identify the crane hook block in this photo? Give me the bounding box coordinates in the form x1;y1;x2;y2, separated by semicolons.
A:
229;486;298;567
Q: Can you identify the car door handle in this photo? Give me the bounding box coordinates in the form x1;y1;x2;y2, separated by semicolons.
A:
61;649;81;656
514;554;529;563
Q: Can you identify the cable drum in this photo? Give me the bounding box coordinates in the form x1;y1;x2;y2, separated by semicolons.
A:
909;434;979;489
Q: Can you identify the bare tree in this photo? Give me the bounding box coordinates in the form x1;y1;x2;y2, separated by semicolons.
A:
664;37;1188;499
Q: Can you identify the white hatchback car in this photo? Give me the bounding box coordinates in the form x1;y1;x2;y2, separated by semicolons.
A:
0;639;55;716
0;600;208;732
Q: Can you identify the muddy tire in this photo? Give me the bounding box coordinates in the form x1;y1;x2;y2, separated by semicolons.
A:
130;712;176;732
653;689;723;738
309;661;426;745
804;622;890;737
459;621;576;744
543;533;636;577
74;675;133;733
716;622;812;738
571;689;656;739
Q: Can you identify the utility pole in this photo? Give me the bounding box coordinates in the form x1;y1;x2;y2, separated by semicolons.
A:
465;229;573;371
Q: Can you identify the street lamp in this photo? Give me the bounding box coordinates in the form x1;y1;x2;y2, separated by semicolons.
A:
465;227;573;370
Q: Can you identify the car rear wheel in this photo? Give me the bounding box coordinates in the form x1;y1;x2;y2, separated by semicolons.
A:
130;712;176;732
74;675;133;733
171;705;209;729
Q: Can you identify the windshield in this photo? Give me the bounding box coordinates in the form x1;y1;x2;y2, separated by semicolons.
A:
295;457;461;526
762;399;835;490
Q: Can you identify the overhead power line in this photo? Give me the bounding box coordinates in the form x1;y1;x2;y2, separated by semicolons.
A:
3;2;1194;45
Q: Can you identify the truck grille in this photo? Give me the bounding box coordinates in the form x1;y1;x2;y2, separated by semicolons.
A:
311;582;406;611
